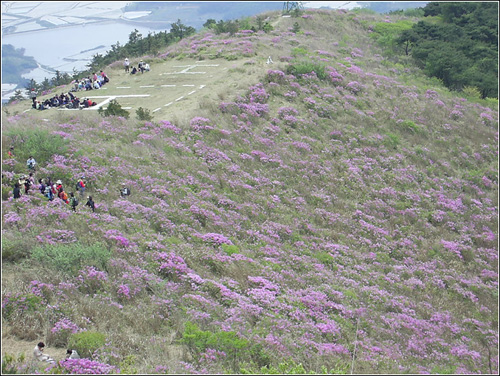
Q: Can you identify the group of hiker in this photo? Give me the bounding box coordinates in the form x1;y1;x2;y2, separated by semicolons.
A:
33;342;80;364
72;71;110;92
29;70;108;110
124;58;150;74
13;156;96;212
12;155;132;212
32;91;96;111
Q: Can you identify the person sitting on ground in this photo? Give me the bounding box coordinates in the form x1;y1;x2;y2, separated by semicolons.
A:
27;156;36;171
85;196;95;212
66;349;81;359
33;342;55;364
93;80;100;90
85;81;92;91
144;63;150;72
120;183;131;197
100;70;109;84
130;66;137;75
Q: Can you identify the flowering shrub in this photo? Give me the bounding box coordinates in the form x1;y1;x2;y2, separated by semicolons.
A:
49;318;81;346
449;109;464;120
248;83;269;104
266;69;287;83
49;358;119;374
2;292;42;320
190;117;215;133
346;81;365;94
153;252;190;279
199;232;233;246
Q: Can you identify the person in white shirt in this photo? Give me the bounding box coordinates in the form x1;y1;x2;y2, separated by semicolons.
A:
33;342;55;363
27;156;36;171
66;349;81;359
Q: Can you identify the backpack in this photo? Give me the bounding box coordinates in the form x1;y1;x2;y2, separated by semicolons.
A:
76;181;81;190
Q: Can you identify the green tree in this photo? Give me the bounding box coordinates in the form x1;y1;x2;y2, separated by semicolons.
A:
98;99;130;119
24;78;39;94
170;19;195;40
203;19;217;29
396;2;498;98
7;89;24;104
262;22;274;33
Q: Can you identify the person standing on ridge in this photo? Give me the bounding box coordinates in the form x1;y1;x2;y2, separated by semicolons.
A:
30;89;37;105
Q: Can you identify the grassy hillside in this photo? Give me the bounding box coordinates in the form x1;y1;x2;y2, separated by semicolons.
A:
2;8;498;375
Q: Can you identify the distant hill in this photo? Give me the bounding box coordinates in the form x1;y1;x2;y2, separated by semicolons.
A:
124;1;285;29
1;44;37;86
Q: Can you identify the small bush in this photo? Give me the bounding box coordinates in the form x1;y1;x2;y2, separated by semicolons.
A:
180;321;249;371
136;107;153;121
462;86;482;100
2;236;31;262
291;47;308;57
2;186;11;201
287;60;327;80
384;133;400;149
2;293;43;320
221;243;240;256
98;100;130;119
68;331;107;359
397;120;421;134
315;251;334;265
30;242;111;276
4;128;68;167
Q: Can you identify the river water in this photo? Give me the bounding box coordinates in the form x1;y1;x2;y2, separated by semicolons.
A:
2;20;169;82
